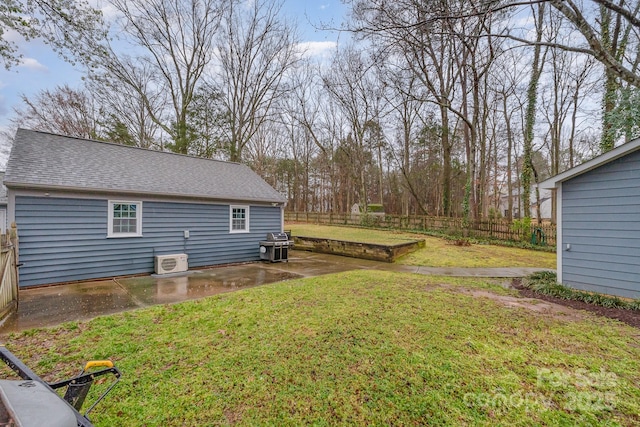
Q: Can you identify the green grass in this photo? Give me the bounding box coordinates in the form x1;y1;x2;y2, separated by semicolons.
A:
397;239;556;268
4;271;639;426
287;223;424;245
288;224;557;268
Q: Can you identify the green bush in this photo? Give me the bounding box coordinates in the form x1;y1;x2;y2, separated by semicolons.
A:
488;207;502;220
628;300;640;311
510;217;532;242
522;271;640;311
367;204;384;213
360;213;382;227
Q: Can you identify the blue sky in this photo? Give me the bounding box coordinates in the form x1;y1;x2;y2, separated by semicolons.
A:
0;0;346;134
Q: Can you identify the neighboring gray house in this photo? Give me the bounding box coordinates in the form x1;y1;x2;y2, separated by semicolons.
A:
530;186;552;221
497;186;552;220
541;139;640;299
4;129;287;288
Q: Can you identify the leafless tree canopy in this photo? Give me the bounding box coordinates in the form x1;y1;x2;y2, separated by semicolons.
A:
7;0;639;220
216;0;301;162
89;0;225;153
11;85;100;139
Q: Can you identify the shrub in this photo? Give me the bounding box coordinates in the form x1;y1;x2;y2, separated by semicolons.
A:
510;217;532;242
488;207;502;220
367;204;384;213
360;213;381;227
522;271;640;311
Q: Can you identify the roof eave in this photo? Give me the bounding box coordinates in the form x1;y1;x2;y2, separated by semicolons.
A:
4;182;287;205
540;138;640;189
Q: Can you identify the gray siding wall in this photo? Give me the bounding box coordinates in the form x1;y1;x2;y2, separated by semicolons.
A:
15;196;281;287
562;149;640;299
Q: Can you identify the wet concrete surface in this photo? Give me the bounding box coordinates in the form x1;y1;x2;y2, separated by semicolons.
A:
1;280;139;334
0;250;553;335
117;265;301;307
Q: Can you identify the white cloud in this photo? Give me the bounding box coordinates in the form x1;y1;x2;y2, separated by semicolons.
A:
18;58;48;72
100;4;122;22
297;41;336;60
3;27;25;44
320;3;330;10
87;0;122;23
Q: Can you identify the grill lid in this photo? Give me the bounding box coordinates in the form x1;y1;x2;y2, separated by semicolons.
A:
266;232;289;241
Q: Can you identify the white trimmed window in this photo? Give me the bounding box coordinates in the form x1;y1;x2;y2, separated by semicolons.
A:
230;205;249;233
108;201;142;238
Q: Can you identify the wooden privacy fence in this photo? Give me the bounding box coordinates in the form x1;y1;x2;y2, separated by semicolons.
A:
0;224;19;321
285;212;557;246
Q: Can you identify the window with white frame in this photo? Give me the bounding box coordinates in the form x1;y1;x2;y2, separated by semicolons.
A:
108;201;142;237
230;205;249;233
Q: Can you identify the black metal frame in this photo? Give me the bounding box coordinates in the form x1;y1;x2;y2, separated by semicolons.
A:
0;345;121;427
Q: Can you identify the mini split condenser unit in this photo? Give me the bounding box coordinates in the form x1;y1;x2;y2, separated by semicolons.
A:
154;254;188;275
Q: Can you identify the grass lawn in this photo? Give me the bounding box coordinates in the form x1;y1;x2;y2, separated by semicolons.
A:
4;271;638;426
287;224;556;268
287;223;425;245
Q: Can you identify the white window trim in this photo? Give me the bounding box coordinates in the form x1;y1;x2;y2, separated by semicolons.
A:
107;200;143;238
229;205;250;233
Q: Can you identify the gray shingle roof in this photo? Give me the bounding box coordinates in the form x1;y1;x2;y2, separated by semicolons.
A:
4;129;286;204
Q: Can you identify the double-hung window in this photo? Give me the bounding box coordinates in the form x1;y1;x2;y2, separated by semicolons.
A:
108;201;142;237
230;205;249;233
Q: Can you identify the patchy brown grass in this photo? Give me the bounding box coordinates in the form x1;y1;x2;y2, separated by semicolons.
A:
287;224;556;268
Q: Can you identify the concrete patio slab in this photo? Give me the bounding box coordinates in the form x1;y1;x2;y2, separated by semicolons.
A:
1;280;139;334
0;250;553;335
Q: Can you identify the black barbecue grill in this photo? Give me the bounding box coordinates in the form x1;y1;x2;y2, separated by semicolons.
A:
259;232;293;262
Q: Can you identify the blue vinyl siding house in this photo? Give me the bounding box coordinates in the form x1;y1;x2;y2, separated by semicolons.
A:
541;139;640;299
4;129;287;288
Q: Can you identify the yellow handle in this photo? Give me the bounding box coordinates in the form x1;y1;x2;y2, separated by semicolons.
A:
84;360;114;371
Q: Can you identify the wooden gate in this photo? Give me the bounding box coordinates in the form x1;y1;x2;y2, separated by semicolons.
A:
0;224;19;321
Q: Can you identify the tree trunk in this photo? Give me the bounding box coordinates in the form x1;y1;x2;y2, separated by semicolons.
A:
522;3;546;220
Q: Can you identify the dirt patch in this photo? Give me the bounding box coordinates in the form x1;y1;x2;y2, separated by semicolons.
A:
511;279;640;329
455;288;586;323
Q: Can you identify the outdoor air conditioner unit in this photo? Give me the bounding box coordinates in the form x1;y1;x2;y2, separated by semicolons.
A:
154;254;188;275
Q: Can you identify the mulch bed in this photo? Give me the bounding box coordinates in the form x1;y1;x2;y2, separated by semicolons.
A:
511;279;640;329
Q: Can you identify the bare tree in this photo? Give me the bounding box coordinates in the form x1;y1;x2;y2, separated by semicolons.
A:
546;0;640;90
364;0;640;89
11;84;100;139
278;62;320;211
521;3;547;221
490;49;529;220
216;0;301;162
88;65;164;149
87;0;224;153
349;0;450;214
378;61;429;215
322;46;384;211
290;60;350;212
